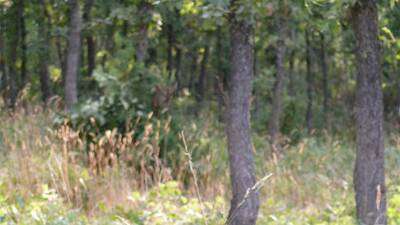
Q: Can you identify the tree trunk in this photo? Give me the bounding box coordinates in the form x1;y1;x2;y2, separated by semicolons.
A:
83;0;95;77
135;1;151;63
197;45;209;102
215;26;226;119
56;36;67;85
305;29;313;133
101;17;115;70
188;50;198;91
5;1;20;109
65;0;82;110
268;14;287;150
0;6;6;99
166;23;174;79
175;47;182;92
350;1;387;224
18;0;27;88
319;32;330;128
288;50;295;97
225;1;259;224
38;0;52;103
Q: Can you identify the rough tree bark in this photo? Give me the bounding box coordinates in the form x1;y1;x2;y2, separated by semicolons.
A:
38;0;52;103
350;1;387;224
83;0;95;77
65;0;82;110
305;29;314;133
225;1;259;224
268;10;288;151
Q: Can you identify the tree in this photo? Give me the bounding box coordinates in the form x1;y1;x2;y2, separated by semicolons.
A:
38;0;52;103
65;0;82;110
225;1;259;224
305;28;314;133
350;1;387;224
135;0;152;63
83;0;95;77
268;2;288;153
319;32;330;128
4;0;23;109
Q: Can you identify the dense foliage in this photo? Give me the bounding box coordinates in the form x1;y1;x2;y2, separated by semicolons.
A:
0;0;400;224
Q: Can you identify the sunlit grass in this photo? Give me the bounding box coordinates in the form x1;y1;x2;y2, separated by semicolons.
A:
0;106;399;224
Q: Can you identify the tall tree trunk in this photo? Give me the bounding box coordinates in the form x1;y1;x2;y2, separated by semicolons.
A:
188;50;198;91
65;0;82;110
175;47;182;92
268;13;287;151
350;1;387;224
101;17;115;70
5;1;20;109
225;1;259;224
135;1;151;63
0;6;6;99
56;37;67;84
83;0;95;77
319;32;330;128
305;29;314;133
18;0;27;88
197;45;209;102
166;23;174;79
38;0;52;103
396;67;400;117
288;50;295;97
215;26;226;119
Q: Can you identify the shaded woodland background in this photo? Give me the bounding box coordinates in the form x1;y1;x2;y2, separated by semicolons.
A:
0;0;400;224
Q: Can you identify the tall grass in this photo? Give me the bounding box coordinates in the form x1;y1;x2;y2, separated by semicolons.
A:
0;106;399;224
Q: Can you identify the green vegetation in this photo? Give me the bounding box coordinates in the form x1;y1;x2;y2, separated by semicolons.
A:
1;0;400;224
0;110;399;224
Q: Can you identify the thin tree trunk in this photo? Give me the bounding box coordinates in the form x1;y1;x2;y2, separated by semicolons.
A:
101;17;115;70
135;1;151;63
166;23;174;79
268;13;287;150
197;45;209;102
5;2;20;109
175;47;182;92
83;0;95;77
305;29;313;133
319;32;330;128
350;1;387;224
65;0;82;110
188;50;198;91
215;26;226;119
225;1;259;224
38;0;52;103
288;50;295;97
18;0;27;88
56;37;67;84
0;6;6;99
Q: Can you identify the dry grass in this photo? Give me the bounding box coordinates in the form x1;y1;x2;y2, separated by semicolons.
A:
0;106;180;216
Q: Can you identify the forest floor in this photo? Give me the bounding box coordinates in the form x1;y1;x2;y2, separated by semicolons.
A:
0;107;399;225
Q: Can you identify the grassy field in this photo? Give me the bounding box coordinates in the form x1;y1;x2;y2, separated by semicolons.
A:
0;107;399;225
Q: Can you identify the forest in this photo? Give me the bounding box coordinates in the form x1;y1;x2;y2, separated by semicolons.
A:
0;0;399;224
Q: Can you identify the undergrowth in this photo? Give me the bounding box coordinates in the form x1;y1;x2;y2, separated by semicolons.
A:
0;107;399;224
